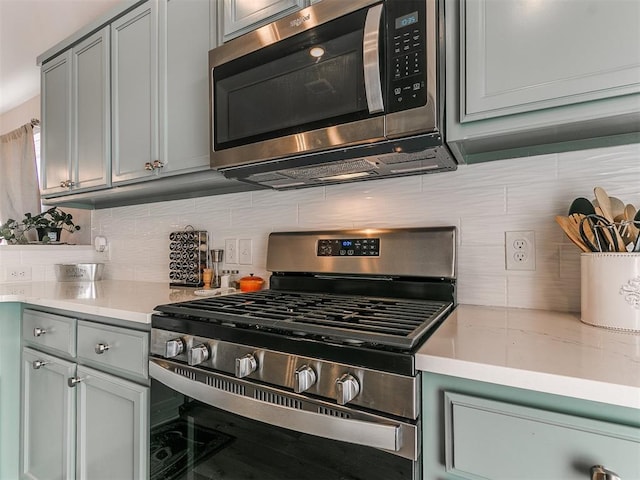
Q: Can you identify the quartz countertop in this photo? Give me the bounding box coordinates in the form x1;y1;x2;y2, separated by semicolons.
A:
415;304;640;409
1;281;638;408
0;280;200;323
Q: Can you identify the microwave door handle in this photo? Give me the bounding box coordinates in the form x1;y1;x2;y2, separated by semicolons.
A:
363;3;384;114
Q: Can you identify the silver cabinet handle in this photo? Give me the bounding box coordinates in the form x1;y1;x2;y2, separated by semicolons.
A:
144;160;165;171
95;343;110;354
33;327;47;337
67;377;83;388
32;360;48;370
591;465;621;480
363;3;384;114
59;180;74;188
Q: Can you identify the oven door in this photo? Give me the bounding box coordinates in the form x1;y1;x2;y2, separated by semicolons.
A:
210;0;386;170
150;359;420;480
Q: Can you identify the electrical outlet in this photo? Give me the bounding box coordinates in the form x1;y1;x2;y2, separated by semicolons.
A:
239;239;252;265
7;267;32;281
505;231;536;271
225;239;238;264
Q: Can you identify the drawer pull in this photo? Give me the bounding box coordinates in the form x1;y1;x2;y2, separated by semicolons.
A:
32;360;48;370
67;377;84;388
33;327;47;337
95;343;111;355
591;465;621;480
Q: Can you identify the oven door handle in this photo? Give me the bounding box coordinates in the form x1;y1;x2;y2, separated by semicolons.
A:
363;3;384;114
150;359;414;458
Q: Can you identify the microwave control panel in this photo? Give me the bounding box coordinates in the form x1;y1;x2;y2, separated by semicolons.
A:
317;238;380;257
387;0;427;113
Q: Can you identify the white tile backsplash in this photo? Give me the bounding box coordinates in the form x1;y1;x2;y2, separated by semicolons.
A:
81;142;632;311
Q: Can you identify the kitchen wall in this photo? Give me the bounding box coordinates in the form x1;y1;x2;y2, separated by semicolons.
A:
90;142;640;312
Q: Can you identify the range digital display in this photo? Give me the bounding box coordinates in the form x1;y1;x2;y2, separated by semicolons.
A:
317;238;380;257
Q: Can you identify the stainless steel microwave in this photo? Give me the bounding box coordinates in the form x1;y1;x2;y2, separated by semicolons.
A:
209;0;456;189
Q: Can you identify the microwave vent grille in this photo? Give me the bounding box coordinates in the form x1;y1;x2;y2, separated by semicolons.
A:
280;158;378;180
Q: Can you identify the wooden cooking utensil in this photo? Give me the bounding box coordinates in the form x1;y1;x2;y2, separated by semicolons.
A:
555;215;590;252
593;187;614;222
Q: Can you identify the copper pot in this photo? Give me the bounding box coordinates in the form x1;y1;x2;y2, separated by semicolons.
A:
239;274;264;292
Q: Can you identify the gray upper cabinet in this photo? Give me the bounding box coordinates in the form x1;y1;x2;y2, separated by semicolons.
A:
446;0;640;163
39;0;231;206
160;0;217;174
72;28;111;193
41;28;111;197
111;1;159;184
40;51;72;196
222;0;307;41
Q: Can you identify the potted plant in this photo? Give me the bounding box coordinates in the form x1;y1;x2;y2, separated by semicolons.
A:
0;207;80;244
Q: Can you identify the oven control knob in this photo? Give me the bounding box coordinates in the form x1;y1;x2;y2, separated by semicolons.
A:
164;338;185;358
235;353;257;378
335;373;360;405
294;365;317;393
188;344;209;366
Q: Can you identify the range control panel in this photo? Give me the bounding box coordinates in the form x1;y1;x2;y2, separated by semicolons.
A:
317;238;380;257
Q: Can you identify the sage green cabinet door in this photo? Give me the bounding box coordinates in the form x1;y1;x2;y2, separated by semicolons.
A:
21;347;76;480
222;0;306;41
72;27;111;192
75;365;148;480
0;303;21;480
159;0;216;175
444;392;640;480
462;0;640;122
111;0;159;184
41;51;72;196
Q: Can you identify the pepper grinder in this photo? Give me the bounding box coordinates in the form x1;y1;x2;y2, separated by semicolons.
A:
211;249;224;288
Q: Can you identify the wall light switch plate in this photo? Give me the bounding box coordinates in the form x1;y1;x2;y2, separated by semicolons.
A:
239;239;252;265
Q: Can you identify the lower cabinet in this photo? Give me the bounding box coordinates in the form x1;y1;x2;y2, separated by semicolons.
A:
21;309;149;480
422;372;640;480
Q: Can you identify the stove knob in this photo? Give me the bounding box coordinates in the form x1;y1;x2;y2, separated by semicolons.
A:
294;365;317;393
235;354;257;378
188;344;209;366
164;338;185;358
335;373;360;405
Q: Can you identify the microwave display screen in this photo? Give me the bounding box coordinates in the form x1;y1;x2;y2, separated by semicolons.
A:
395;11;419;30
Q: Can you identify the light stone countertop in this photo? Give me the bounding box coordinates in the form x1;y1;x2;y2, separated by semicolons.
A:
415;304;640;409
1;281;638;408
0;280;199;324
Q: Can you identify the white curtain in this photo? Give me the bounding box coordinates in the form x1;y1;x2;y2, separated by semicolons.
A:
0;123;41;224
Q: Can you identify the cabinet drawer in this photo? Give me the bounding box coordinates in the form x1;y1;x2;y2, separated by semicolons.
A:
444;392;640;479
77;321;148;381
22;309;76;358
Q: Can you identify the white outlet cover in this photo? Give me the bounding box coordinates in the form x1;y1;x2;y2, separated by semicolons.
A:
505;231;536;271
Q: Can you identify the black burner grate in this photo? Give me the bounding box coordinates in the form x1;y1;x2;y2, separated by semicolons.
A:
155;290;452;349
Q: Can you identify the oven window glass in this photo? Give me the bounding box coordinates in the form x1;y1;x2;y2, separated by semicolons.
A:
150;385;414;480
214;8;375;151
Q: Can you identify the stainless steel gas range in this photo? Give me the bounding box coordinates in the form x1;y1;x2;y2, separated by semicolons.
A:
149;227;456;480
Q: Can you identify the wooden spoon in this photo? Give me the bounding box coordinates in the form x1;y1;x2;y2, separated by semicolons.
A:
593;187;614;222
610;196;625;222
625;204;639;237
555;215;591;252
